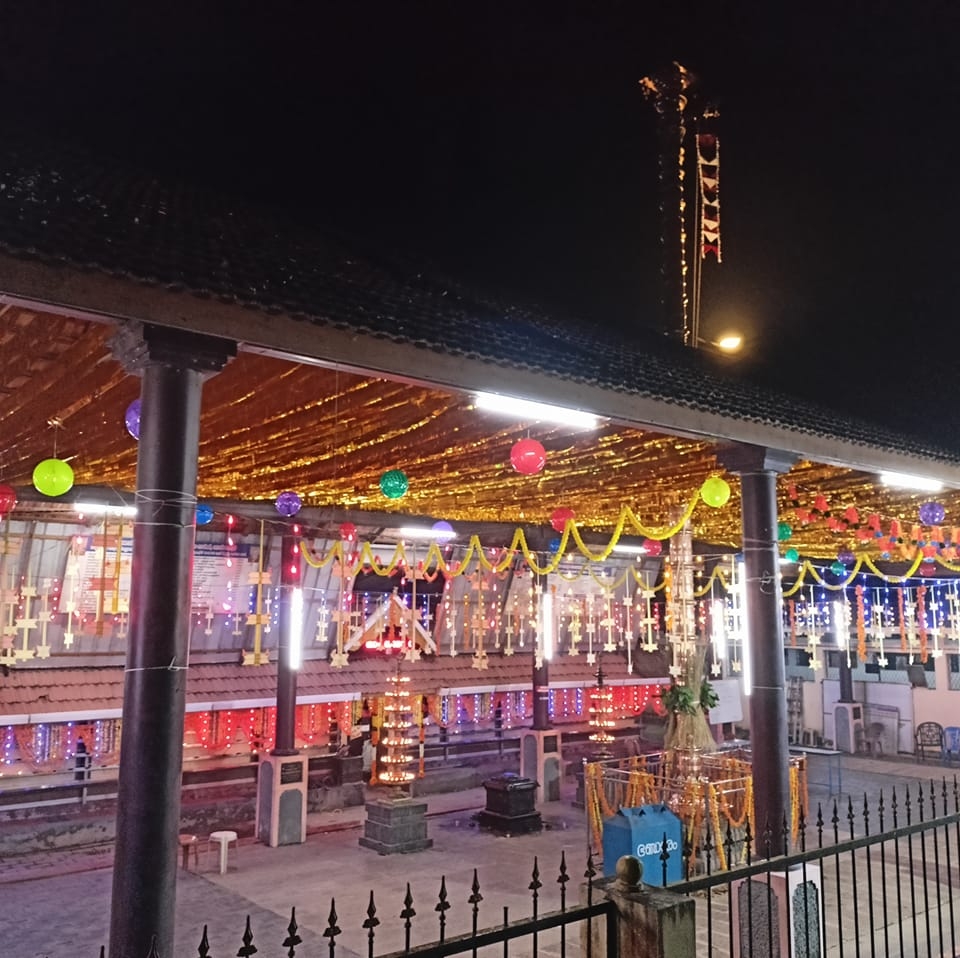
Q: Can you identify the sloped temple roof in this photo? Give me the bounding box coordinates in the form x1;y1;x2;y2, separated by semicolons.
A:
0;135;959;559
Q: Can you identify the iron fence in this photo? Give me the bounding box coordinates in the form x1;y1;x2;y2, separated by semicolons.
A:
668;776;960;957
93;852;616;958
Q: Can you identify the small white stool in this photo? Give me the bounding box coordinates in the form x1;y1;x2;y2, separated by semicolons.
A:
208;830;238;875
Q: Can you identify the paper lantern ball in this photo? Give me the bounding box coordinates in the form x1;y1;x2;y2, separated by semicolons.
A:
125;399;142;441
510;439;546;475
548;537;562;554
837;548;855;566
920;561;936;577
642;538;663;557
33;458;74;497
195;503;215;526
550;507;576;533
0;483;17;518
379;469;409;499
919;501;945;526
777;521;793;542
784;547;800;564
830;560;846;576
339;522;358;542
431;520;455;541
275;491;302;517
700;476;731;508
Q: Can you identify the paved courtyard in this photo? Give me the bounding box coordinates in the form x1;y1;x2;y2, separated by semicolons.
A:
2;753;950;958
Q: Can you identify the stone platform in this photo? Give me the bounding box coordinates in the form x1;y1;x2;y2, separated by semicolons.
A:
358;794;433;855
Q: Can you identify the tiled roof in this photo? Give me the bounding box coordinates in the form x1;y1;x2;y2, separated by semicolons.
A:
0;651;667;721
0;136;958;467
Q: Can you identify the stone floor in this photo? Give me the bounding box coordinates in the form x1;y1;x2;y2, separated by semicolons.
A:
2;751;953;958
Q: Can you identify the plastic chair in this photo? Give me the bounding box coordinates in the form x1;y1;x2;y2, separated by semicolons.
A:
861;722;885;756
944;727;960;765
208;830;239;874
915;722;945;763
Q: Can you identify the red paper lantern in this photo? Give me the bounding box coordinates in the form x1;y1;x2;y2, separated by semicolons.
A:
339;522;357;542
550;507;576;532
510;439;546;475
0;484;16;518
642;538;663;557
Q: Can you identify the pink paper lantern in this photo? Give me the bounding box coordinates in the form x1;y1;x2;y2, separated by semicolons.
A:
642;538;663;557
510;438;546;475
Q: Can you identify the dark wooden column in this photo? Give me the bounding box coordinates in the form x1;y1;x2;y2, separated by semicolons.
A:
109;323;235;958
273;531;302;755
718;443;797;855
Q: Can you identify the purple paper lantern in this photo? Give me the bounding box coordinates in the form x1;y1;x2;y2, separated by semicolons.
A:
837;548;856;566
275;491;302;517
919;501;945;526
125;399;141;440
431;520;455;541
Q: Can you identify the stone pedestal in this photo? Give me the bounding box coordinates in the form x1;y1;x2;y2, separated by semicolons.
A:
256;753;307;847
477;773;542;835
731;864;823;958
520;729;563;803
359;794;433;855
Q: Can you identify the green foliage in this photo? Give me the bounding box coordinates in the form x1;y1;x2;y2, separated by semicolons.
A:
662;679;718;715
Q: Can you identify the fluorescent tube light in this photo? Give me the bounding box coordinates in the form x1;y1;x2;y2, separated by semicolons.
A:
611;544;648;557
74;502;138;518
289;587;304;670
399;526;456;542
473;391;598;429
879;471;943;492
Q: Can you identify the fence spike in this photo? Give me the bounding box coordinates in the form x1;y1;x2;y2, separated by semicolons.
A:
702;818;715;874
891;786;900;827
401;882;416;953
905;785;913;825
237;915;258;958
760;817;773;860
954;775;959;814
557;850;569;910
469;868;484;905
781;810;789;857
198;923;211;958
723;820;735;868
862;793;871;836
929;779;937;819
831;799;840;841
283;906;302;958
323;897;341;958
147;935;161;958
846;796;856;839
877;790;885;831
743;817;753;866
363;890;380;958
584;850;597;882
917;781;927;822
435;875;450;942
528;856;542;893
797;805;807;853
99;947;106;958
816;802;824;848
942;777;950;816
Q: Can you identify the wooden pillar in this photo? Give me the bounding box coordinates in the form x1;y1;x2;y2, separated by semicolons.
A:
108;323;234;958
718;443;797;855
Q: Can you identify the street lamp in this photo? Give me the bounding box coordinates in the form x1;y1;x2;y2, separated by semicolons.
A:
694;332;744;354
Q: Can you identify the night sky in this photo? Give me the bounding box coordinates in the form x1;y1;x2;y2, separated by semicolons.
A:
2;3;958;433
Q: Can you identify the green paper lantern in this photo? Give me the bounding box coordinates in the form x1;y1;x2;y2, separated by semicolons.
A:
784;547;799;563
830;560;845;575
777;521;793;541
700;476;731;508
33;458;74;497
379;469;409;500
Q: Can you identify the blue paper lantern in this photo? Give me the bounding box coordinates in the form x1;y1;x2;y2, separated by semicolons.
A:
196;503;215;526
125;399;141;441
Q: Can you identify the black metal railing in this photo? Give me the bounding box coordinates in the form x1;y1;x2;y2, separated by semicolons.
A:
667;775;960;957
94;852;617;958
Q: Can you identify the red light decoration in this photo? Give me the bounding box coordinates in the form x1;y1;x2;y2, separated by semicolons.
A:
0;484;17;518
